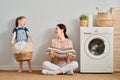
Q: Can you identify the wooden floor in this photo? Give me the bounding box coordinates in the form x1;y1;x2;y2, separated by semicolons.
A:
0;71;120;80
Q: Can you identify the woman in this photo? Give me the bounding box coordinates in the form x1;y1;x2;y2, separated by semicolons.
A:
42;24;78;75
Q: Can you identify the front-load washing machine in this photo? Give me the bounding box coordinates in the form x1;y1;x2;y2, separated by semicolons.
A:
80;27;113;73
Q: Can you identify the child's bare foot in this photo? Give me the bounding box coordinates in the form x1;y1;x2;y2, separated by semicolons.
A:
18;69;22;72
28;69;32;72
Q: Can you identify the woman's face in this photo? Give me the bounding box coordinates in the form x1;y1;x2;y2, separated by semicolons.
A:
18;18;26;27
55;26;63;37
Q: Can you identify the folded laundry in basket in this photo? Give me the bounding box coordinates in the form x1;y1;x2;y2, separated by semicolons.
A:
46;47;76;54
14;41;27;53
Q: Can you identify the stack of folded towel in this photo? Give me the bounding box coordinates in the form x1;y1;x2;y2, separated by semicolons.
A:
46;47;76;55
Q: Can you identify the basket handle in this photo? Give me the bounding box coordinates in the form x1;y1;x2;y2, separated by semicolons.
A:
96;7;111;13
107;9;111;13
96;7;103;13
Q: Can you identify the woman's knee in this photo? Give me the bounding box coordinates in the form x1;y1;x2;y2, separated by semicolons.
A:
42;61;50;67
71;61;79;69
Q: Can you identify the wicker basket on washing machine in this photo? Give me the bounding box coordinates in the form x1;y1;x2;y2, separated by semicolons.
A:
95;7;114;27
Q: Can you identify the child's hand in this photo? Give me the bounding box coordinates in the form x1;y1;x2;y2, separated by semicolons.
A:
11;40;14;46
30;38;33;42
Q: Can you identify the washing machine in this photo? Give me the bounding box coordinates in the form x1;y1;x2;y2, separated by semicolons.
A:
80;27;113;73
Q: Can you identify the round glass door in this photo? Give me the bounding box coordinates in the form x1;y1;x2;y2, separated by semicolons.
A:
88;39;105;56
85;35;110;59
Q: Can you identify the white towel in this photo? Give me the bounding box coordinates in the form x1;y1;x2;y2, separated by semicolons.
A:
14;41;27;53
46;47;76;54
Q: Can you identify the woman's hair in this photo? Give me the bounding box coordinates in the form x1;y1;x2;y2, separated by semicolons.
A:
57;24;69;39
15;16;26;27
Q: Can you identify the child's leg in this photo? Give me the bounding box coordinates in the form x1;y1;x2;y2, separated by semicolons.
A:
18;61;23;72
27;60;32;72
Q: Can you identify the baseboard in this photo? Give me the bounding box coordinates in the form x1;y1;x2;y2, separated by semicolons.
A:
0;65;41;71
0;65;80;72
1;65;118;72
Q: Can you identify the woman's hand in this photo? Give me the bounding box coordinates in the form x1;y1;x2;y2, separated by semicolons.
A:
66;53;76;59
47;50;56;57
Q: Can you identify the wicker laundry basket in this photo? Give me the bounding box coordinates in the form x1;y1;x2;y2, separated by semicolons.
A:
12;41;33;62
95;7;114;27
14;51;32;61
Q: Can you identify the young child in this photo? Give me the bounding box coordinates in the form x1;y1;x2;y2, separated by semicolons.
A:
11;16;33;72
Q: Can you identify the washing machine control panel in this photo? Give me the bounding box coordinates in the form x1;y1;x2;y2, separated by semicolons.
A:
83;28;112;35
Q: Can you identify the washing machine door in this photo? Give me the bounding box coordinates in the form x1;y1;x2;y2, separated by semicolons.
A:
85;35;110;59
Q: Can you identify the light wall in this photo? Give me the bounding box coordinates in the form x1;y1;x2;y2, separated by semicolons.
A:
0;0;120;70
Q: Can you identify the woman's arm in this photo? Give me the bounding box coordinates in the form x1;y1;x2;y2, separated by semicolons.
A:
48;39;75;58
11;32;16;46
66;40;76;59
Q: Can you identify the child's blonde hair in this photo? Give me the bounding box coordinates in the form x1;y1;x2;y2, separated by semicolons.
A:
15;16;26;27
